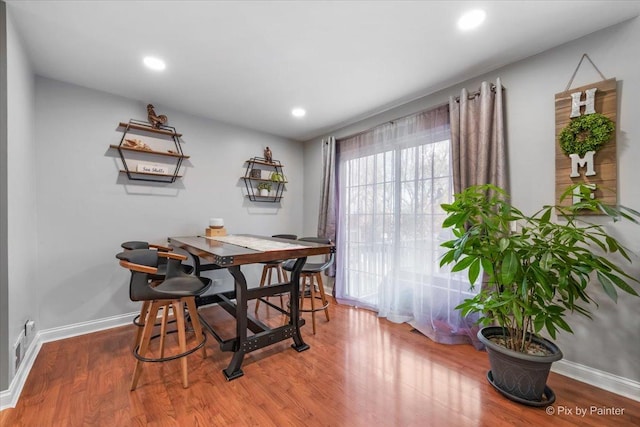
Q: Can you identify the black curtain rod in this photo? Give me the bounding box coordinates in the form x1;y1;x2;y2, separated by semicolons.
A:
335;83;505;141
452;83;504;102
336;102;449;142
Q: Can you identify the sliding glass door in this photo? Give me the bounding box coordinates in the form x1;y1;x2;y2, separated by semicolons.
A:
335;106;479;345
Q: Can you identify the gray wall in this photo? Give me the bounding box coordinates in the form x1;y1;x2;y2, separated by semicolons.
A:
304;17;640;382
0;0;9;391
32;77;304;331
4;2;37;390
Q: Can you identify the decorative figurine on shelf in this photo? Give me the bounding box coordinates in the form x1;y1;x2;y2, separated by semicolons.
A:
264;146;273;163
123;138;152;151
147;104;168;129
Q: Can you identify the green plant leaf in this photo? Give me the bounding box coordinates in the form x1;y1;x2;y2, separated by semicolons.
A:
601;271;640;296
498;238;509;252
451;256;475;273
555;316;573;334
540;208;551;224
468;258;481;285
439;250;456;267
596;271;618;303
442;213;465;228
480;258;494;277
539;252;552;272
500;251;518;285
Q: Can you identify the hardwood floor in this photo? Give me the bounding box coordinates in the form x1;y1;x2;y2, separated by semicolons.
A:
1;299;639;426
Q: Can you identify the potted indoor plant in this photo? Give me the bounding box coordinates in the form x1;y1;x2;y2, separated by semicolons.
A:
440;184;639;406
257;182;272;197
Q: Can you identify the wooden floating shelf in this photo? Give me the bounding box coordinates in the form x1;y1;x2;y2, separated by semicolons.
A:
240;177;287;184
110;144;190;159
119;170;183;178
245;159;283;167
246;195;283;201
118;121;182;137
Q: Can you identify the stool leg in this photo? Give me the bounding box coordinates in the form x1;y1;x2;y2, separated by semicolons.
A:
172;300;189;388
254;265;269;314
316;272;330;321
185;297;206;359
266;266;274;303
131;300;162;391
134;300;150;349
159;302;170;359
299;275;306;313
276;264;285;307
309;274;317;335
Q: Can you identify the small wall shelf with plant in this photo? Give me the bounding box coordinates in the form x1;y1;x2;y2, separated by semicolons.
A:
242;156;287;202
110;118;189;183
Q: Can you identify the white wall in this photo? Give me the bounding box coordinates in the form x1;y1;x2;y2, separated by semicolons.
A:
5;4;37;386
304;17;640;382
33;77;304;330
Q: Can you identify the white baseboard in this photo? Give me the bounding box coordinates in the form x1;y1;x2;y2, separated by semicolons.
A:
0;334;42;410
2;312;638;409
0;311;136;410
552;359;640;402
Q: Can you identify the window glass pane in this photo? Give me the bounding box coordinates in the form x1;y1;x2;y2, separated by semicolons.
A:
433;139;450;178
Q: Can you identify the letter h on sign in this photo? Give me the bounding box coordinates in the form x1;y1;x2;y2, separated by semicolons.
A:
570;88;597;118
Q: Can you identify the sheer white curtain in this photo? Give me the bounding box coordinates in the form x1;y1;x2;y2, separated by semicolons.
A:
335;105;480;346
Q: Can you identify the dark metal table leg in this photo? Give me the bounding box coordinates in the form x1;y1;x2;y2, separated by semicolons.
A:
288;257;310;352
223;265;248;380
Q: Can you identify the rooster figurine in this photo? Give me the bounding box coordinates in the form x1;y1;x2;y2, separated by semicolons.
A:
147;104;168;129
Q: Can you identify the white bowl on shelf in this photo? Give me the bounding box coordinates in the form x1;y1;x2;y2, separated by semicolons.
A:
209;218;224;228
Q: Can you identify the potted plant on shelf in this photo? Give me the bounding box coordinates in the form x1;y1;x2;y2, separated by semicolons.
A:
270;172;286;183
440;184;640;406
257;182;272;197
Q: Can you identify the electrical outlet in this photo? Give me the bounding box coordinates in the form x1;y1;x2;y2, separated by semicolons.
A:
25;319;36;347
12;335;23;375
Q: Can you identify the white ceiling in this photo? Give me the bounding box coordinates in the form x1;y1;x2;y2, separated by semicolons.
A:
7;1;640;141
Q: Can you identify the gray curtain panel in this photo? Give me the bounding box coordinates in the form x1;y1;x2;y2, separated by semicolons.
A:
317;136;336;243
317;136;337;278
449;78;507;193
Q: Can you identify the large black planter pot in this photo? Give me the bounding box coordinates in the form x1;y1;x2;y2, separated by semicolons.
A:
478;327;563;406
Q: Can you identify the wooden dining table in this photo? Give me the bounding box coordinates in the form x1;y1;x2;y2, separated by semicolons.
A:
168;234;333;380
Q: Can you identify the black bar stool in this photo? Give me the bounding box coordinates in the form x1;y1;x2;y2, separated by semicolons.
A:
116;249;211;390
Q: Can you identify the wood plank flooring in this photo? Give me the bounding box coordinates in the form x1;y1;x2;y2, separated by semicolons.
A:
1;299;638;426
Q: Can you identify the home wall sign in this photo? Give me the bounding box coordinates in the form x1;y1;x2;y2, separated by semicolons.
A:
555;77;617;210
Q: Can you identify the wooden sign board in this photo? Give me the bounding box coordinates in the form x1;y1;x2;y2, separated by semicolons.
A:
555;78;617;210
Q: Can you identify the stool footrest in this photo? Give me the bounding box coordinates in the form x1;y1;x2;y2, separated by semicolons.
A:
132;331;207;363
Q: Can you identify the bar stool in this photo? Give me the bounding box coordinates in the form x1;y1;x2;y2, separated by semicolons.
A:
121;241;194;279
120;241;194;347
116;249;211;390
254;234;297;313
283;237;334;334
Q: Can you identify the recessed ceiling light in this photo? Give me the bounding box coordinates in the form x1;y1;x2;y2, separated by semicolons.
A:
457;9;486;31
143;56;166;71
291;108;306;118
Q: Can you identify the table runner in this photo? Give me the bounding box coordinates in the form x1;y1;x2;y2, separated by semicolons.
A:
206;235;308;252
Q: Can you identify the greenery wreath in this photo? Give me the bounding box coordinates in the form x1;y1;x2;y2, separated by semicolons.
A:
559;113;615;157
